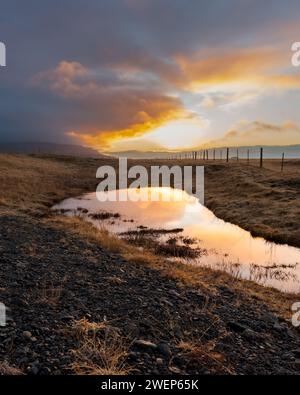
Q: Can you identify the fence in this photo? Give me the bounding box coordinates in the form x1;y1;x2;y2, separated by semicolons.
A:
168;147;288;172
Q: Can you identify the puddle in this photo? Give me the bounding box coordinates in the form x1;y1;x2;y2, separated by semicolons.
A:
53;187;300;293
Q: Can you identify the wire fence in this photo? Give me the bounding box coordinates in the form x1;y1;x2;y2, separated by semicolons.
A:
166;147;289;172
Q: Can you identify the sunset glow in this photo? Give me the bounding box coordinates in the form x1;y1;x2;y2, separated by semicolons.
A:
1;1;300;152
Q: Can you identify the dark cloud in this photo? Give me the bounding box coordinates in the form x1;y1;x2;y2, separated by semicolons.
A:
0;0;300;146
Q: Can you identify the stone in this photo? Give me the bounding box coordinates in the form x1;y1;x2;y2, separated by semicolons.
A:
227;321;248;333
22;331;32;340
134;339;157;351
157;343;172;359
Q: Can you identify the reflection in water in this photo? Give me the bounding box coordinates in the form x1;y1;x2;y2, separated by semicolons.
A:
53;188;300;294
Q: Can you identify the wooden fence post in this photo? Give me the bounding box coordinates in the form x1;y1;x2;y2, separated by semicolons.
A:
260;148;263;168
226;147;229;162
281;153;284;171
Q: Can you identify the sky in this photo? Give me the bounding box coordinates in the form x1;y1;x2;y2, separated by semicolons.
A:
1;0;300;152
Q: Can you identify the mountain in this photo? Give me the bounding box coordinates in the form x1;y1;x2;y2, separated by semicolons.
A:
111;145;300;159
110;150;173;159
0;142;107;158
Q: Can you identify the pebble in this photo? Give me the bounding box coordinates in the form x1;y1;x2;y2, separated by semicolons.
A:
22;331;33;340
134;339;157;351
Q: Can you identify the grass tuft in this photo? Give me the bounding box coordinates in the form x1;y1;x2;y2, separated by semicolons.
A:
70;318;132;375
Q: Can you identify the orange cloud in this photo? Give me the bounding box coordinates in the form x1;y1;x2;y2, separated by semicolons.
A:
32;48;300;152
32;60;187;149
203;120;300;148
68;107;188;150
171;47;300;91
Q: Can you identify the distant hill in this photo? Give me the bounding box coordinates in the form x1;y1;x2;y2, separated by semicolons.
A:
208;145;300;159
111;145;300;159
0;142;107;158
110;150;172;159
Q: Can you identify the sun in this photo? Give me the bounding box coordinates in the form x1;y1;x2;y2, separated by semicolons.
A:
143;118;209;150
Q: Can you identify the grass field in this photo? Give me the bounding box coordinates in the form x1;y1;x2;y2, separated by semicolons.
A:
1;153;299;375
1;154;300;247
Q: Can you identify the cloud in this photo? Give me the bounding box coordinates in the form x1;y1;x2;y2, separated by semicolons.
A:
31;60;189;149
200;97;216;109
2;1;300;148
205;120;300;147
171;47;298;91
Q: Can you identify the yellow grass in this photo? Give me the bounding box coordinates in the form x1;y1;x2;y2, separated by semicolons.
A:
70;318;132;375
2;153;299;320
0;361;24;375
47;214;299;321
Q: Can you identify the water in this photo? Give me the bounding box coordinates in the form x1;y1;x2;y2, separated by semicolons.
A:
53;187;300;294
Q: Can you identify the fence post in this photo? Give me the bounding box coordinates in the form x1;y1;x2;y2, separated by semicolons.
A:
260;148;263;168
281;153;285;171
213;149;215;160
226;147;229;162
236;149;239;162
247;149;250;165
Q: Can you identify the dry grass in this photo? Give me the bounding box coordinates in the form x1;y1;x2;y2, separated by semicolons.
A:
0;361;24;375
47;215;151;264
175;340;234;374
0;154;108;214
46;214;299;320
121;231;202;259
2;153;300;319
70;318;132;375
203;160;300;248
2;153;300;248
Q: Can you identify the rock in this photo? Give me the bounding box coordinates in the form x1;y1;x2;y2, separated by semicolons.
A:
291;349;300;358
28;360;40;375
22;331;33;340
13;297;29;308
157;343;172;360
273;323;285;333
227;321;248;333
156;357;164;365
169;365;182;374
243;329;263;341
128;351;139;361
60;315;74;322
168;290;181;298
134;339;157;351
160;298;174;308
